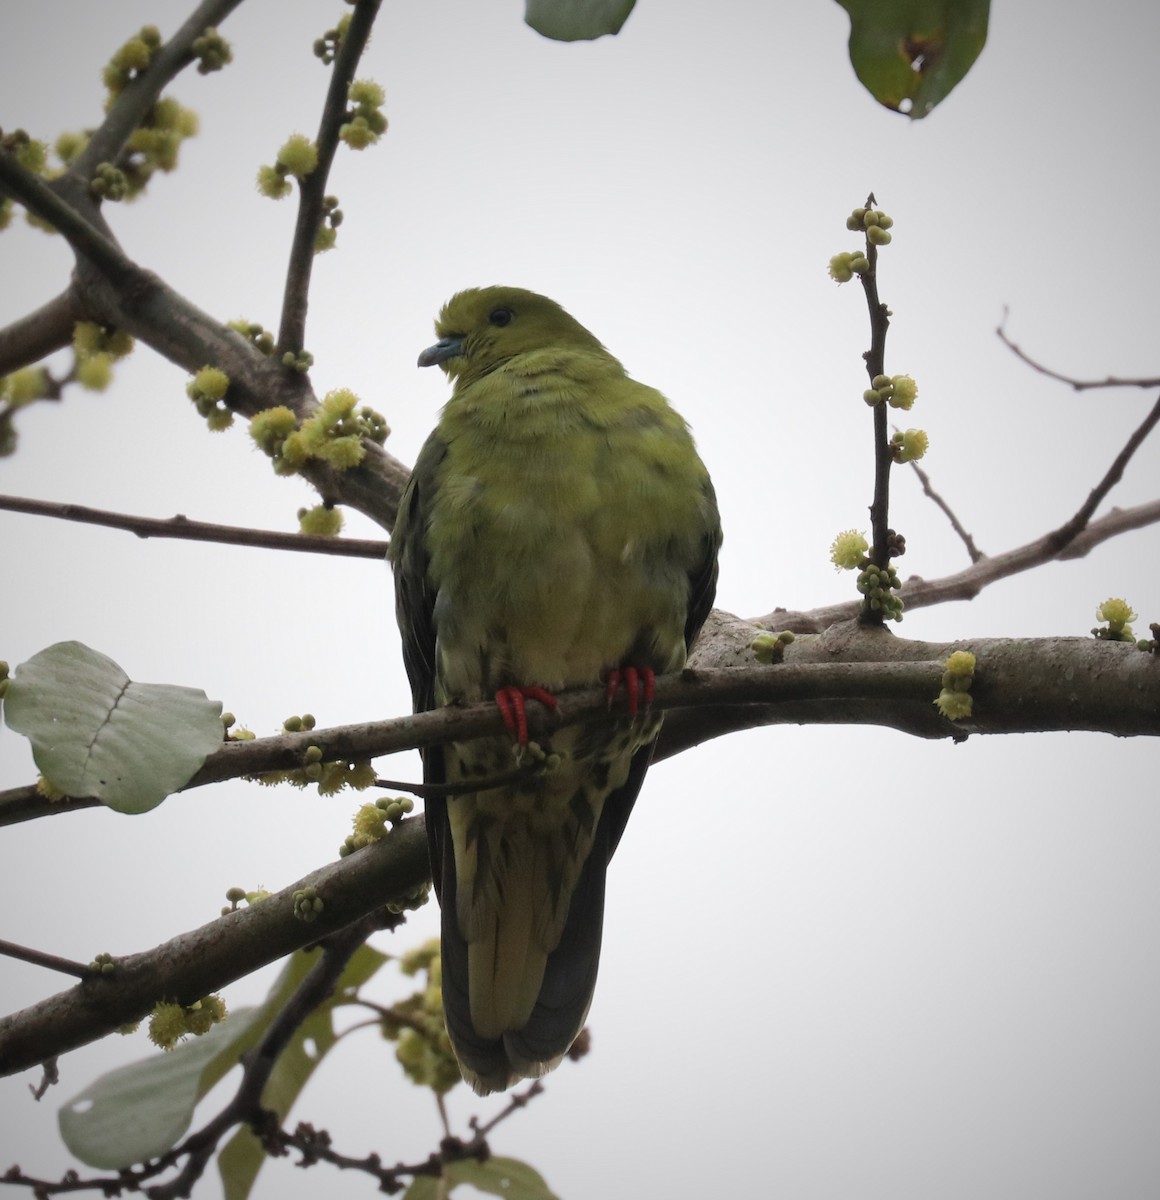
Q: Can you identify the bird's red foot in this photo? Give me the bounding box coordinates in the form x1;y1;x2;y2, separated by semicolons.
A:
604;666;656;717
494;685;558;745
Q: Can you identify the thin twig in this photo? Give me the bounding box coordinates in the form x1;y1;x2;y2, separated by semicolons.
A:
148;913;392;1200
277;0;384;357
1046;391;1160;551
903;456;984;562
0;494;389;559
997;313;1160;390
857;192;894;595
0;939;91;980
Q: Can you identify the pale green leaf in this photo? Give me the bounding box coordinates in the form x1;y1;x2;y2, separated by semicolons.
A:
835;0;989;118
525;0;635;41
58;1005;268;1170
446;1156;561;1199
59;949;329;1169
3;641;223;813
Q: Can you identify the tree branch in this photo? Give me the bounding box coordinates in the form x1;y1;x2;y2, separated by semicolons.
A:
997;314;1160;390
0;494;389;558
145;912;393;1200
1046;391;1160;550
903;451;984;562
277;0;383;357
0;818;428;1077
3;623;1157;827
0;291;80;377
74;0;248;179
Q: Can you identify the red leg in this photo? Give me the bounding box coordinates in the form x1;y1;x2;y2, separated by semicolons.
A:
494;685;558;745
604;666;655;717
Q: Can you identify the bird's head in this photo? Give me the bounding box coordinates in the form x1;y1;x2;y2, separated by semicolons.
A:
418;286;606;387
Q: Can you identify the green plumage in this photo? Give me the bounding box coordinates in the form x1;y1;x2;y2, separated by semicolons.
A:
390;287;720;1093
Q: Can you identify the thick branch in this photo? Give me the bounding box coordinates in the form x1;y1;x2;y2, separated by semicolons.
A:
0;818;428;1077
0;291;79;377
3;623;1156;826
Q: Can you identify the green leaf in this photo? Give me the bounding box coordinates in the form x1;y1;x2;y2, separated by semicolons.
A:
217;944;389;1200
58;947;359;1169
835;0;989;118
525;0;635;42
402;1179;438;1200
3;640;223;813
58;1004;270;1170
447;1157;561;1199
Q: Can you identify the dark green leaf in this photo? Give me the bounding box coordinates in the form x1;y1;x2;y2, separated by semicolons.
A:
525;0;635;41
835;0;989;118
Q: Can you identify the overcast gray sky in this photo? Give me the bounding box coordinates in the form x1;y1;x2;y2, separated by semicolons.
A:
2;2;1159;1198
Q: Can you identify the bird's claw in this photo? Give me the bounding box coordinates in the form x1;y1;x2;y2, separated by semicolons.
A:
495;685;558;745
604;666;655;717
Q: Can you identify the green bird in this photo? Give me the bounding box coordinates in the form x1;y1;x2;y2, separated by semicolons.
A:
390;286;720;1094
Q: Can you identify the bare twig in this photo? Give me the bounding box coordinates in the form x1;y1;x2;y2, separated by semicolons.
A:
1046;391;1160;550
997;314;1160;390
0;940;91;980
0;494;389;558
904;456;984;562
277;0;384;357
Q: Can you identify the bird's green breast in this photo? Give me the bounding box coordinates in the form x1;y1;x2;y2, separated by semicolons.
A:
424;347;712;701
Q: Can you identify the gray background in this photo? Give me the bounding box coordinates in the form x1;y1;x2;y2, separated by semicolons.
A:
2;1;1158;1196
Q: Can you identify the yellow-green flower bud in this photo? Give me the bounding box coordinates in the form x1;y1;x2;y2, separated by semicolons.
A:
298;504;344;536
894;428;929;462
349;79;385;107
277;134;318;180
830;529;868;571
828;252;855;283
888;374;918;410
76;353;113;391
187;366;230;402
935;690;972;720
867;225;892;246
148;1002;189;1050
1096;598;1136;628
256;164;292;199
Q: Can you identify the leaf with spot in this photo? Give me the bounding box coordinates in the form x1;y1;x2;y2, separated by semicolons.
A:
58;945;388;1175
835;0;990;118
402;1157;560;1199
2;640;223;813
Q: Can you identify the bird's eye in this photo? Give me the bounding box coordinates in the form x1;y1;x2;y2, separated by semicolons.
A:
488;307;514;327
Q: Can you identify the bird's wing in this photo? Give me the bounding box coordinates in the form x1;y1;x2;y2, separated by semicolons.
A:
389;431;449;898
684;476;722;653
